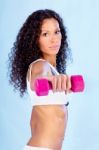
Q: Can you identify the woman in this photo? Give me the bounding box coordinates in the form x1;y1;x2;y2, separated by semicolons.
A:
8;9;72;150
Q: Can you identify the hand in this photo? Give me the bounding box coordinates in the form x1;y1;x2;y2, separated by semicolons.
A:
48;74;71;94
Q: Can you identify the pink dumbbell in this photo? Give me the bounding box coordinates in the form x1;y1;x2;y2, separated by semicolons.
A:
34;75;85;96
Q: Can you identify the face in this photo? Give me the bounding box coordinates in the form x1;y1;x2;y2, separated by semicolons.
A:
38;18;62;58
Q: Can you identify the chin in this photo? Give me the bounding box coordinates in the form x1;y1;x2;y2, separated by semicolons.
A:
51;50;59;55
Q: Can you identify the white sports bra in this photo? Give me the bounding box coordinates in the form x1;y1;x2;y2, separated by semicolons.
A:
26;59;69;106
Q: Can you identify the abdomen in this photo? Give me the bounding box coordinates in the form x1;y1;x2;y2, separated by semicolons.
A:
29;105;68;149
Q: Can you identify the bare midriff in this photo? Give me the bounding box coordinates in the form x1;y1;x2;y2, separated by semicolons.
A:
27;105;68;150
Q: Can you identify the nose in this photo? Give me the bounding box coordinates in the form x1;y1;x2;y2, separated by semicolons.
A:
50;34;59;43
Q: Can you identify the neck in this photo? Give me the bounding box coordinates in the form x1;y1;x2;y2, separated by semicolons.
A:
41;55;56;68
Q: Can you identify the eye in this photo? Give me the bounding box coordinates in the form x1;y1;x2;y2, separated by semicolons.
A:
55;30;61;34
42;32;48;37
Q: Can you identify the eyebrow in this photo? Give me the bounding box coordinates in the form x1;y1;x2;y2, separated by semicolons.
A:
41;28;60;32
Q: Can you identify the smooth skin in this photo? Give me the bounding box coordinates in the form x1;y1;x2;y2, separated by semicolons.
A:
27;18;71;150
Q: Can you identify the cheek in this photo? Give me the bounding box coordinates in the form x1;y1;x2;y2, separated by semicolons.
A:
57;34;62;44
39;38;48;47
39;38;48;50
59;34;62;41
60;35;62;44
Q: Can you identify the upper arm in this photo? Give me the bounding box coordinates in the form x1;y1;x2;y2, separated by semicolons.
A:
27;60;52;90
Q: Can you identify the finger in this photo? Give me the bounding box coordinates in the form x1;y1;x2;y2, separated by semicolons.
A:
52;76;57;92
57;75;62;91
66;75;71;92
61;74;67;91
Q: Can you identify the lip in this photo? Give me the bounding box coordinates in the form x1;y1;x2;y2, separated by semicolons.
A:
49;45;60;49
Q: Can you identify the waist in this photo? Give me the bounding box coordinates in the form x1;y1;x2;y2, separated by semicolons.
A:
28;123;66;150
28;132;64;150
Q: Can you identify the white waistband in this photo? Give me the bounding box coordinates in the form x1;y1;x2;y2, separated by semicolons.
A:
23;145;52;150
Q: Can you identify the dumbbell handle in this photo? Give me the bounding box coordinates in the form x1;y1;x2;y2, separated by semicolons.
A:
34;75;85;96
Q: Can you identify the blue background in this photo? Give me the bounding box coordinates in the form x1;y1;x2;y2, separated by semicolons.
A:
0;0;99;150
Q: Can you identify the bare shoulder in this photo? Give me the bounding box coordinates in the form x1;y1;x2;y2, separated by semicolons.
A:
27;60;52;81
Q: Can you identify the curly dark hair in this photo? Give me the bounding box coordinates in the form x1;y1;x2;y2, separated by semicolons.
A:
8;9;71;96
